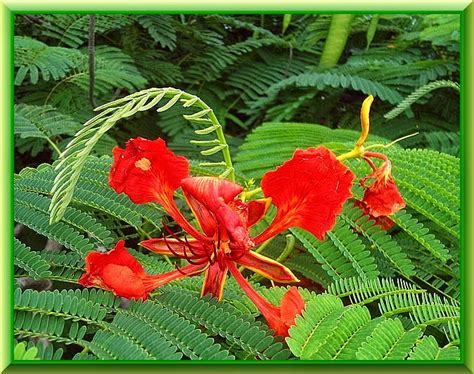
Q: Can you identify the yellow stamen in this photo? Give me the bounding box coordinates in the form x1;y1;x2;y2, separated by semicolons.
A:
135;157;151;171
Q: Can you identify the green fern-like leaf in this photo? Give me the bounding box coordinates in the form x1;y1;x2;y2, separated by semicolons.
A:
423;131;459;156
251;71;404;112
14;288;109;327
85;329;179;360
408;336;459;360
14;205;95;255
46;46;147;108
326;277;425;306
20;341;64;360
286;294;344;359
15;190;115;247
49;88;235;223
379;292;460;344
391;211;451;262
97;300;234;360
284;252;334;287
15;157;164;229
291;217;379;281
14;341;40;360
384;80;459;120
41;14;134;48
137;15;177;50
14;239;52;279
14;288;113;347
155;289;290;360
287;293;454;360
341;205;415;277
14;36;80;85
15;104;80;140
234;122;387;179
355;319;423;360
38;250;85;284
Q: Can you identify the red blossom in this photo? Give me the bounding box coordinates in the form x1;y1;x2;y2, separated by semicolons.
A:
359;158;405;219
79;240;205;300
255;147;355;243
109;137;189;207
82;137;355;335
78;240;151;300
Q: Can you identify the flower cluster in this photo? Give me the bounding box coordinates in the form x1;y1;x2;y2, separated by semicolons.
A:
78;95;405;337
348;96;406;229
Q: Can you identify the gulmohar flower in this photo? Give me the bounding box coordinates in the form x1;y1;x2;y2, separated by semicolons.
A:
81;136;354;336
359;157;405;218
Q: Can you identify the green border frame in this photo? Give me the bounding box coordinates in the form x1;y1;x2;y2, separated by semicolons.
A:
1;2;472;373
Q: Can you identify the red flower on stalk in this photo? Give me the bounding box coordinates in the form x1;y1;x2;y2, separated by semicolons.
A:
78;240;202;300
81;137;354;336
356;154;405;229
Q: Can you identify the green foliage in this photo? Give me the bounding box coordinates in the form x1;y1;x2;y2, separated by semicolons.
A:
14;36;80;85
14;104;81;157
89;300;234;360
136;15;177;50
14;341;40;360
156;289;291;360
14;238;52;280
384;80;460;120
286;293;459;360
13;13;461;362
291;219;379;281
40;14;134;48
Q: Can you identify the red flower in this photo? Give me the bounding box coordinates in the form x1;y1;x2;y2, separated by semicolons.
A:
78;240;152;300
256;147;355;242
359;159;405;220
78;240;203;300
81;137;354;335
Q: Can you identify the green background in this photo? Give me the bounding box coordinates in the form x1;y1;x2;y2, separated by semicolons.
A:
1;1;472;373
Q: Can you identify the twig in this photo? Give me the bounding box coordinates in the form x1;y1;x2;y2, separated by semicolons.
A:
88;15;97;109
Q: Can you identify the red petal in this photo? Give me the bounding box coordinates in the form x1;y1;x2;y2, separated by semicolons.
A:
181;177;243;204
247;198;271;227
183;193;217;237
78;241;148;299
139;238;206;258
362;178;405;217
235;251;299;283
80;240;145;281
354;200;395;230
229;263;304;337
279;287;305;327
227;262;280;317
181;177;251;249
109;137;189;206
201;262;228;301
101;264;148;300
254;147;354;243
